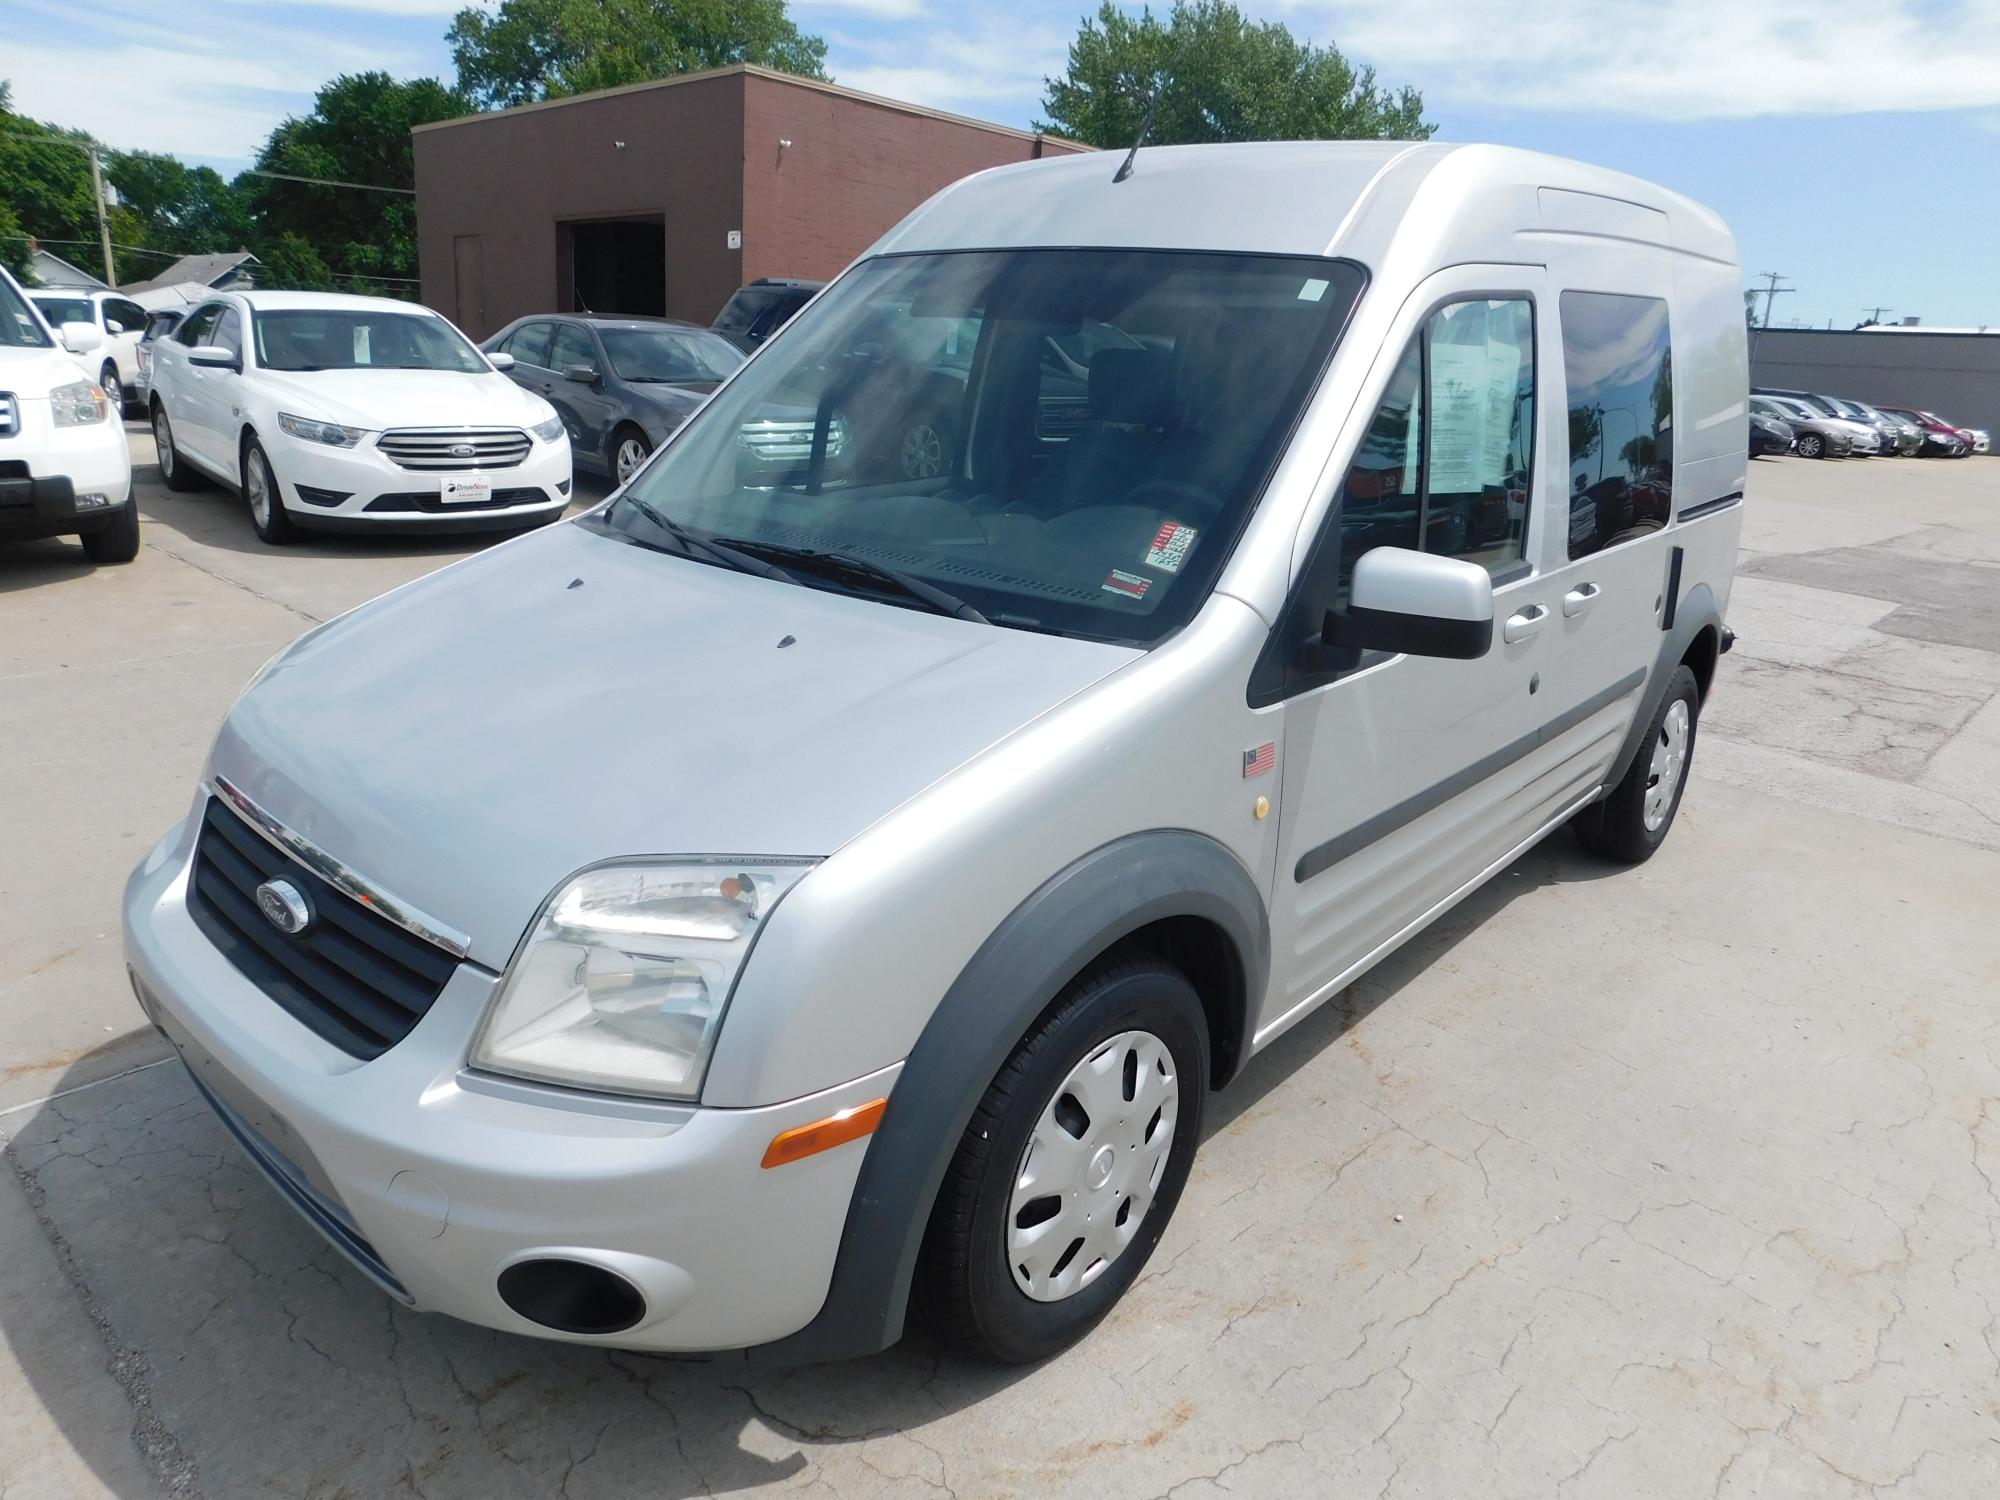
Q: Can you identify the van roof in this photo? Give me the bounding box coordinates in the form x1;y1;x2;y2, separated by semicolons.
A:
871;141;1736;269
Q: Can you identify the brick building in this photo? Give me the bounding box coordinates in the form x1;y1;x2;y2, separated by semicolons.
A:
413;64;1089;340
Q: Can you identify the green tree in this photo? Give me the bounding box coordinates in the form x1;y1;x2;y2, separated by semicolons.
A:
106;154;254;259
246;72;469;289
0;201;31;281
255;231;335;292
1041;1;1431;149
448;0;828;110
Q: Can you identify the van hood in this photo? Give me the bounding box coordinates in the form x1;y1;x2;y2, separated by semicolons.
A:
209;521;1138;969
255;368;550;431
0;343;98;391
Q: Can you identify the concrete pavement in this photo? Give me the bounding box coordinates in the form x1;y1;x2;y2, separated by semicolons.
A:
1;442;1996;1497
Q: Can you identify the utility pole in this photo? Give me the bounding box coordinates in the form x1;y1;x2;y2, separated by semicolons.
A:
1861;305;1892;327
87;145;115;288
1753;271;1794;329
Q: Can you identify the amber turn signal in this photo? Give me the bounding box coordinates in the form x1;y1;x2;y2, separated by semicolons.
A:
760;1097;888;1168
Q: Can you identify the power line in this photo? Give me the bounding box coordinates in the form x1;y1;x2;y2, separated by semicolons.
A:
1752;271;1794;330
246;169;414;197
1861;305;1893;326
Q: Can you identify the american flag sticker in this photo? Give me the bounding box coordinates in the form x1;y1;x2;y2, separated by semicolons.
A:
1242;742;1275;779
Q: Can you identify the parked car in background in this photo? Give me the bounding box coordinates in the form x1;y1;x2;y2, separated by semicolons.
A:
29;288;148;414
1825;397;1912;456
132;308;187;410
484;316;743;483
1970;429;1990;454
1;267;137;562
1878;407;1972;457
712;277;822;353
1754;395;1854;458
125;142;1746;1367
1748;406;1794;456
1851;401;1923;456
1752;390;1872;456
146;290;572;544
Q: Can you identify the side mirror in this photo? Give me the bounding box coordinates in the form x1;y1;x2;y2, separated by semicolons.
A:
105;319;125;335
564;363;599;384
487;351;516;371
1323;547;1494;660
59;321;104;355
188;344;241;372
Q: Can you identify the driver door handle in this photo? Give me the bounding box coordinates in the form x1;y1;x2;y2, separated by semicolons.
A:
1562;583;1602;618
1502;604;1548;644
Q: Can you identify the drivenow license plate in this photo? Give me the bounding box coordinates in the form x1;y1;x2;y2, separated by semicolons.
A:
439;475;492;505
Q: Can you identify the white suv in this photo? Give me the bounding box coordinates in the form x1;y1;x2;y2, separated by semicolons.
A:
1;268;137;562
29;288;148;413
146;291;572;544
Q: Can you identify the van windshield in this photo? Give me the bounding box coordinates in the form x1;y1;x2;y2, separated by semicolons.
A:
1;279;52;348
600;249;1363;645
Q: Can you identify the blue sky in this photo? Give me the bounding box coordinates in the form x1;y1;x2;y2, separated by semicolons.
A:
7;0;1998;327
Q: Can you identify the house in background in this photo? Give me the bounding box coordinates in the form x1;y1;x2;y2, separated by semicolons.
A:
26;246;108;290
122;250;260;296
413;63;1089;339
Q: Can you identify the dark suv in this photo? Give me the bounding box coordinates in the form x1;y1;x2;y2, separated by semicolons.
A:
712;278;823;354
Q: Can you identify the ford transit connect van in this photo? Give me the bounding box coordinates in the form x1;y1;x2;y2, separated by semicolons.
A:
124;143;1745;1364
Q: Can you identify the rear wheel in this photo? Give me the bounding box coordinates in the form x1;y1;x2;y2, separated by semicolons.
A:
80;501;140;563
152;402;201;491
243;438;296;545
919;955;1208;1363
1576;664;1699;865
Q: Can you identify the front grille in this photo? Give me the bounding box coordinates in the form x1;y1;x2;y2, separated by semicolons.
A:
377;427;530;471
364;486;552;514
186;798;458;1059
0;394;17;439
738;417;847;461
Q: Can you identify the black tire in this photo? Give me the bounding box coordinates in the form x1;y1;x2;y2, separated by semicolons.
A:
243;437;297;545
99;361;124;416
152;401;201;492
918;954;1209;1363
80;501;140;564
1796;431;1824;459
1576;664;1699;865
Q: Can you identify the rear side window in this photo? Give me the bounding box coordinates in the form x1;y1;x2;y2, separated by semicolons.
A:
1561;291;1672;560
714;289;775;335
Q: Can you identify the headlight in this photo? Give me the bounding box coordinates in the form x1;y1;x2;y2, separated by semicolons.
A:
472;861;814;1100
50;381;110;427
531;414;566;443
277;412;367;447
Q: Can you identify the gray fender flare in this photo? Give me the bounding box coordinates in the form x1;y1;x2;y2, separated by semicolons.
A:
746;829;1269;1364
1604;578;1723;793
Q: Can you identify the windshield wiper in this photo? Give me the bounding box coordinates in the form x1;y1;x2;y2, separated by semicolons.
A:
714;539;989;624
619;499;798;582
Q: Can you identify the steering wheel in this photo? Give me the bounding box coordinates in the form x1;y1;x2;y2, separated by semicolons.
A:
1122;479;1222;520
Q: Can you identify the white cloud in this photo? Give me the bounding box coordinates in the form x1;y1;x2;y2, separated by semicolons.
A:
826;15;1070;118
795;0;931;16
1282;0;2000;119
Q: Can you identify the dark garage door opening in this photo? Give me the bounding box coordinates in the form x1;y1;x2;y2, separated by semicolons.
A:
563;217;666;317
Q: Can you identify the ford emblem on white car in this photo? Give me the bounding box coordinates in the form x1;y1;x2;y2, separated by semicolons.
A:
255;879;311;935
450;443;477;458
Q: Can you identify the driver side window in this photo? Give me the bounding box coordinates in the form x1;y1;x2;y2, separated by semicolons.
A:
177;305;223;347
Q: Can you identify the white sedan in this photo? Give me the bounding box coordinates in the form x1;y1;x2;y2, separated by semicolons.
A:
1;268;136;563
30;288;149;413
145;291;572;544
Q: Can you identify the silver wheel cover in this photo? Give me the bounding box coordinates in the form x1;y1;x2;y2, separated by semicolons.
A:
1008;1029;1178;1302
615;437;647;482
900;423;945;479
1644;697;1691;832
153;409;173;475
246;449;271;527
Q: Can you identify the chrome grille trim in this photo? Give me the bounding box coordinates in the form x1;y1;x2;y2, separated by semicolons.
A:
209;775;472;959
377;426;530;471
0;394;17;439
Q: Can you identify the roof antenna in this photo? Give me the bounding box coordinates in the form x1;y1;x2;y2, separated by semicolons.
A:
1111;76;1161;184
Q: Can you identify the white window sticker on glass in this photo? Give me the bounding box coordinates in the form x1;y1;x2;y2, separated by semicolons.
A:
1298;277;1329;303
353;326;372;364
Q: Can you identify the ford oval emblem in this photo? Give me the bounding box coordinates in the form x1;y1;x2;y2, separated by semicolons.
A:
450;443;477;458
255;879;311;935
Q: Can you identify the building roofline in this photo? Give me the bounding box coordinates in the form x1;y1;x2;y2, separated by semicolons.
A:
1755;325;1999;338
412;62;1088;151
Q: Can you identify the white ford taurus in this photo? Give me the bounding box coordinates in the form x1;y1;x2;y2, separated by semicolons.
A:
146;291;572;544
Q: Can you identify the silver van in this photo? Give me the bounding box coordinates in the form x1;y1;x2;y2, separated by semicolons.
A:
124;143;1746;1364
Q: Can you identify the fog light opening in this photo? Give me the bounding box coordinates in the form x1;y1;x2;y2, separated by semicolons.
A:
497;1257;647;1335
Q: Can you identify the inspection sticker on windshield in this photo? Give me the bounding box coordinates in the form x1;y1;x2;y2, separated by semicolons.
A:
1102;569;1152;600
1144;520;1198;574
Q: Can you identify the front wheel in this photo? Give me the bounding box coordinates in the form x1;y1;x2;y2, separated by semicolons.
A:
243;438;297;545
1576;664;1699;864
1796;432;1825;459
919;955;1208;1363
100;362;124;415
897;412;955;480
611;425;652;485
80;501;140;563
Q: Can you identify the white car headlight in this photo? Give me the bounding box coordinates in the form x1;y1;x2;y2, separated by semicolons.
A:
473;861;814;1100
277;412;367;447
50;381;110;427
530;414;566;443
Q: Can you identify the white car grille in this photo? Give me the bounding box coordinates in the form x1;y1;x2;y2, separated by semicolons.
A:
377;427;530;471
0;394;17;439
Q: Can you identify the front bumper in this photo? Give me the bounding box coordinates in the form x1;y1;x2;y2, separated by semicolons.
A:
0;411;133;539
122;813;894;1352
270;430;573;531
